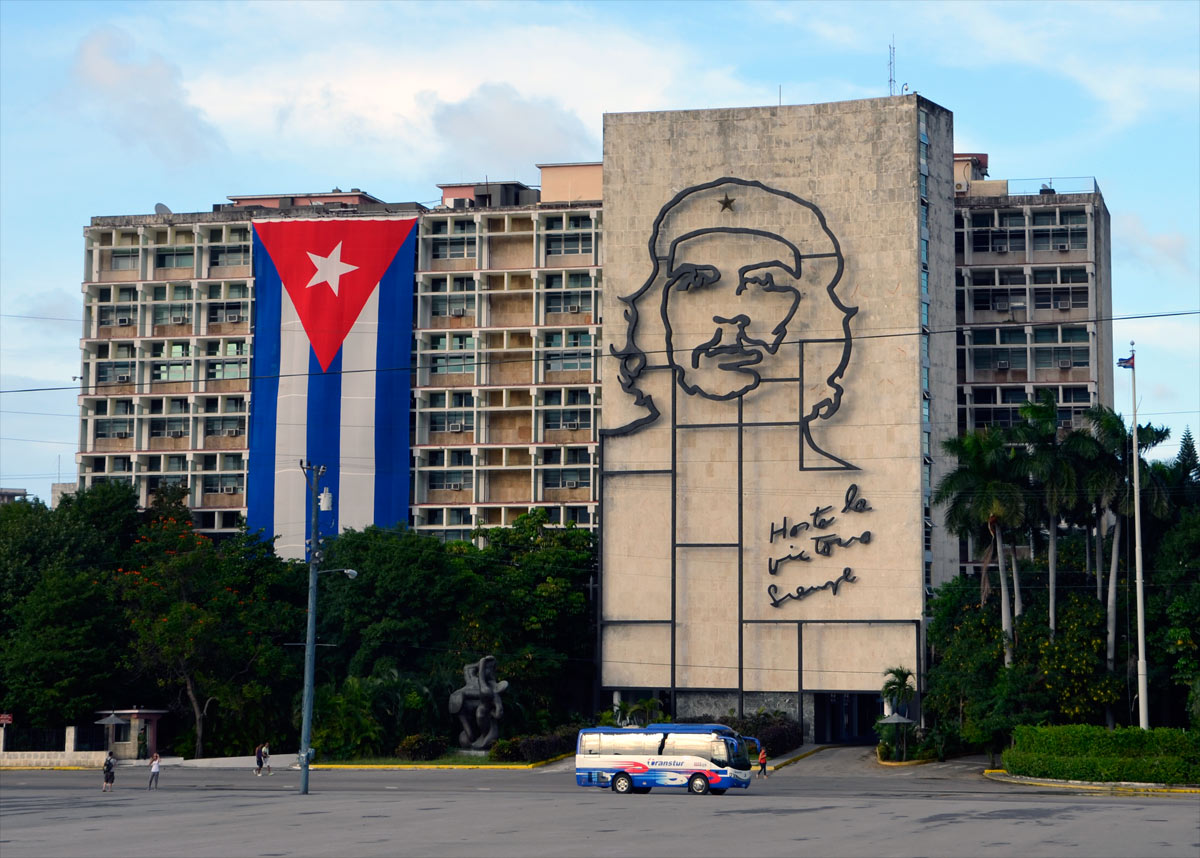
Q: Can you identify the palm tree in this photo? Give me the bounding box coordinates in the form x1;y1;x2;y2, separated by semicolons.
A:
881;666;916;715
935;428;1026;666
1011;391;1092;639
1081;406;1170;724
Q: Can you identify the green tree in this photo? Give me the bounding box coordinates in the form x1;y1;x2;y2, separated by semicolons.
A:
935;428;1026;665
1011;390;1093;639
1150;509;1200;727
120;516;300;758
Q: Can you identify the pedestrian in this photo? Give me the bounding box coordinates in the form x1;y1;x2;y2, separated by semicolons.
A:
261;741;272;776
254;743;264;776
147;752;160;790
102;751;116;792
757;746;768;779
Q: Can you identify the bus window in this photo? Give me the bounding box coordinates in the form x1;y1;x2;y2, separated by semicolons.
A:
663;734;710;759
580;733;599;755
710;741;728;765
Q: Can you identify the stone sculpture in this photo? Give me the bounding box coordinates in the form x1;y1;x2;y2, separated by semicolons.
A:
448;655;509;750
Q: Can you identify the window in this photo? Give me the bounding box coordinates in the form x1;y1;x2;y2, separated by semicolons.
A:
150;362;192;382
544;216;563;230
95;419;134;438
546;293;592;314
207;303;246;324
429;471;472;490
999;329;1026;345
565;447;590;465
918;173;927;198
109;249;138;270
1061;209;1086;225
544;409;591;430
542;448;561;465
211;245;250;266
452;219;476;234
920;239;928;265
431;295;475;316
546;234;592;255
920;270;929;296
567;215;592;230
202;474;244;494
429;411;474;432
999;212;1025;227
205;360;248;380
543;468;590;489
448;450;473;467
430;354;472;375
149;417;189;437
152;305;190;326
204;416;245;436
431;237;475;259
155;248;194;269
1062;326;1088;343
920;202;929;231
567;389;591;405
1034;347;1089;369
428;220;449;235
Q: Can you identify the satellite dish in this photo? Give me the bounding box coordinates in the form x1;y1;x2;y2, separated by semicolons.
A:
154;203;172;215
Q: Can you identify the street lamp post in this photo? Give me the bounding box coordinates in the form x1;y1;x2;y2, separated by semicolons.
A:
297;462;357;795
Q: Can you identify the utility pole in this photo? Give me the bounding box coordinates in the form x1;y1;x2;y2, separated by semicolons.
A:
1127;346;1149;729
298;460;326;794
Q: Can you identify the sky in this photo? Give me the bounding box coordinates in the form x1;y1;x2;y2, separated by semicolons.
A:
1;0;1197;503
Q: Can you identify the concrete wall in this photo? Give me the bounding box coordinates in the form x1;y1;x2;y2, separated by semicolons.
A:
600;96;953;703
540;163;603;203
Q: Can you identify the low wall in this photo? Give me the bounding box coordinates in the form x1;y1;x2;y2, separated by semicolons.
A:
0;750;107;768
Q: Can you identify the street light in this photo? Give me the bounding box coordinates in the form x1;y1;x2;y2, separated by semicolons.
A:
297;460;357;795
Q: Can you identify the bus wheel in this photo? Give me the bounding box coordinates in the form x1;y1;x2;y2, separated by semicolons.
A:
688;774;710;795
612;773;633;794
709;788;727;795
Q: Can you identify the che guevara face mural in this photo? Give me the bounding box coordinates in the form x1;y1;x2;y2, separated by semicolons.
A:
607;177;857;468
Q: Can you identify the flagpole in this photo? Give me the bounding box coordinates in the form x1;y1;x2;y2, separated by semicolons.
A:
1128;343;1149;729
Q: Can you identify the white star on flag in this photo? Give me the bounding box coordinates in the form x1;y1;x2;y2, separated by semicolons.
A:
305;241;358;297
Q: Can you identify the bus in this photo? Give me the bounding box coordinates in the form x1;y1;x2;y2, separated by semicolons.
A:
575;723;758;796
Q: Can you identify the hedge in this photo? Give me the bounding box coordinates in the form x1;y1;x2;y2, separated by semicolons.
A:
488;725;579;763
395;733;447;761
1002;726;1200;785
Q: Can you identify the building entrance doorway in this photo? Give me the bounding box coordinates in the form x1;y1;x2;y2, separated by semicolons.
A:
812;693;881;744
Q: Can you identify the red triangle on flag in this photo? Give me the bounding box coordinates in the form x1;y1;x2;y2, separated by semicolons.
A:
254;219;416;370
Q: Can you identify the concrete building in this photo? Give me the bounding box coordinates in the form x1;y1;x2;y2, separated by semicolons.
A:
952;154;1113;576
411;164;602;540
599;96;958;742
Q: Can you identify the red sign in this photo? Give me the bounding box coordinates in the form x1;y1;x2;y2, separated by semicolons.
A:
0;713;12;725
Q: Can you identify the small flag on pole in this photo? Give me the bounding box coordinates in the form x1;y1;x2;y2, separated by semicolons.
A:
1117;354;1135;369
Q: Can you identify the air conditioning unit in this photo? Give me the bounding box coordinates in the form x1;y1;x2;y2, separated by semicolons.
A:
994;300;1010;311
1056;244;1070;252
450;307;466;317
225;314;240;323
1058;359;1073;369
116;317;131;326
113;431;129;439
564;421;579;430
1057;299;1072;310
1059;419;1074;429
565;480;579;489
171;316;186;324
224;428;241;437
954;181;967;193
116;374;131;383
994;246;1007;254
995;360;1010;370
168;429;185;438
446;482;463;491
567;304;581;314
448;423;464;433
221;485;236;494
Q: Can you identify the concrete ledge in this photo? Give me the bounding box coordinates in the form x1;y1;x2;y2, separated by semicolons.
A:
983;768;1200;795
768;745;831;772
0;751;106;769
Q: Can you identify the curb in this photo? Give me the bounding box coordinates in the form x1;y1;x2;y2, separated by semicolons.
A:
877;756;933;767
768;745;832;772
308;752;575;771
983;769;1200;795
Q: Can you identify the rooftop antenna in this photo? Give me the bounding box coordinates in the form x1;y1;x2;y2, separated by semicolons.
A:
888;37;896;96
154;203;172;215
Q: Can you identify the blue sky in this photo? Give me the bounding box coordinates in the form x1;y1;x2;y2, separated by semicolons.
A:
1;0;1197;502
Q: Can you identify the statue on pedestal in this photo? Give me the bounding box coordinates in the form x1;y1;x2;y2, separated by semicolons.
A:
448;655;509;750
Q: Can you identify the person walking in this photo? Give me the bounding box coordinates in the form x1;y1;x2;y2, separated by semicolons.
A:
147;752;160;790
254;743;264;776
260;741;272;776
757;746;768;779
101;751;116;792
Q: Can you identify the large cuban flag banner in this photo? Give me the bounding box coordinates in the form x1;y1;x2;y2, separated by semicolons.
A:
247;218;417;558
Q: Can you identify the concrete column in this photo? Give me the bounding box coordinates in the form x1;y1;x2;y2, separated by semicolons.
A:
64;726;76;752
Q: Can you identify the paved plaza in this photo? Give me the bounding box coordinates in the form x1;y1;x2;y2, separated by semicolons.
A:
1;748;1197;858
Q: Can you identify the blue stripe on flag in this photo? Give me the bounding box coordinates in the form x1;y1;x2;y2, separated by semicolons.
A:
374;229;416;529
306;350;342;549
247;231;281;541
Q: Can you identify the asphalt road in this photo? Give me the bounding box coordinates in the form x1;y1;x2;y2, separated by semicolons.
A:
1;748;1196;858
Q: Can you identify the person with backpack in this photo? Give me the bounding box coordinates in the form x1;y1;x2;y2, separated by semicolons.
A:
102;751;116;791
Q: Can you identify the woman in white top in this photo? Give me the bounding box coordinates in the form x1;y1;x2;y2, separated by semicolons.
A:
147;752;160;790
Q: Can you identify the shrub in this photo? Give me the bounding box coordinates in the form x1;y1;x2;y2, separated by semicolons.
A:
1002;726;1200;785
487;728;578;763
487;738;522;762
395;733;447;761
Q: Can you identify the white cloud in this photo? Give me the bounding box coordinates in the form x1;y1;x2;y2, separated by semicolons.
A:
70;27;226;163
1113;213;1196;278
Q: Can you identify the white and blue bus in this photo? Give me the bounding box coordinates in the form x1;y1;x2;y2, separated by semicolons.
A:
575;723;758;795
